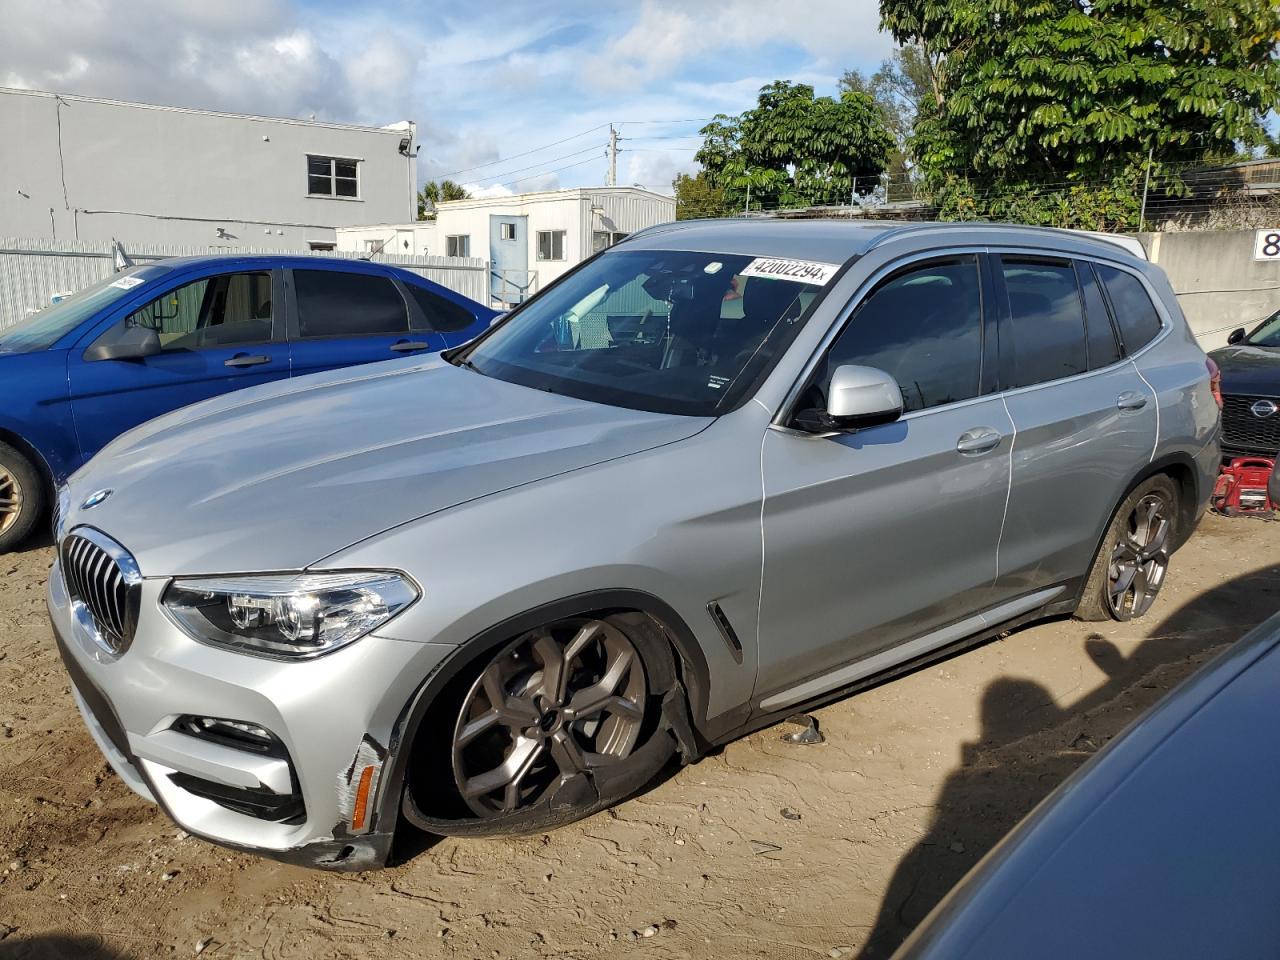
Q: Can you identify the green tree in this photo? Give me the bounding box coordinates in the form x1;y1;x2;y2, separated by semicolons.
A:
840;42;936;183
694;81;894;212
673;171;729;219
417;179;471;219
881;0;1280;190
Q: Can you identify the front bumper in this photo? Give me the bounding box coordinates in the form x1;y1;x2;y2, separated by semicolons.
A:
48;556;454;870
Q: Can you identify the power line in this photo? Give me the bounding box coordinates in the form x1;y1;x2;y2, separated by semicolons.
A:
467;144;605;186
430;123;610;180
509;154;605;186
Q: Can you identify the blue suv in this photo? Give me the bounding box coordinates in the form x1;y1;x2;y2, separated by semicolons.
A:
0;255;496;550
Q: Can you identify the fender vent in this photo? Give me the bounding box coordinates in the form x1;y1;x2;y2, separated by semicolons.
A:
707;601;743;664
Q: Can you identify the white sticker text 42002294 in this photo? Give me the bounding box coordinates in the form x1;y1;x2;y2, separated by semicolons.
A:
738;257;841;286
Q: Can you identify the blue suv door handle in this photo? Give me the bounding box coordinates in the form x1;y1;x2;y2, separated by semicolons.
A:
956;428;1002;455
389;340;432;353
224;354;272;368
1116;391;1149;411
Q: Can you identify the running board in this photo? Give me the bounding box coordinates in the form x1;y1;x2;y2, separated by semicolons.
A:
758;586;1065;713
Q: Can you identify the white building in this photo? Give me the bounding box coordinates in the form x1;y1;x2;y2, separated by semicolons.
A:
336;187;676;306
0;86;418;250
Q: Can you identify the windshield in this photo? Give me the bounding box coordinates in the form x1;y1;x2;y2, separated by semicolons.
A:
1246;309;1280;347
462;249;831;416
0;269;154;354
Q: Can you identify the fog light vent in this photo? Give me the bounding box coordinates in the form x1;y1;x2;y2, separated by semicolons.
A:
173;716;284;757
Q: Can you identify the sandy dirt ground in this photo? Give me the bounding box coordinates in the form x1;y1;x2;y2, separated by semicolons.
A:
1;514;1277;960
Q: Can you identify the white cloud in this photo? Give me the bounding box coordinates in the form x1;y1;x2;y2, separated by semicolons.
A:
583;0;890;93
461;182;516;198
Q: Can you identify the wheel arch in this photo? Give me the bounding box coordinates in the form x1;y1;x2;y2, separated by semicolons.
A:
0;427;56;529
371;589;711;851
1077;452;1201;606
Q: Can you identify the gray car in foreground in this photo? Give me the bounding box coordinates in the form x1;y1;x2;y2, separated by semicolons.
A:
895;609;1280;959
48;220;1220;869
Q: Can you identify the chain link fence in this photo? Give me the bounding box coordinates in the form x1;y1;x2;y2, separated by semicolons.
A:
0;238;489;331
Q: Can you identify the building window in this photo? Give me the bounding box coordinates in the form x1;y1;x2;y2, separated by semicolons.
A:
307;155;359;198
592;231;630;253
538;230;566;261
308;242;336;252
446;235;470;258
500;222;517;241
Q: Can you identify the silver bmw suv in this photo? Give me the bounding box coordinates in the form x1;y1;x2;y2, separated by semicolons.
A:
49;221;1220;870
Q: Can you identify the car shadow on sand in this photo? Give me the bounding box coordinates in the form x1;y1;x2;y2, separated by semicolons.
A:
0;936;134;960
855;559;1280;959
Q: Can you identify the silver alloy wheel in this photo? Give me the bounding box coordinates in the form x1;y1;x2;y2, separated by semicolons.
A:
451;618;648;817
0;464;22;537
1106;492;1171;621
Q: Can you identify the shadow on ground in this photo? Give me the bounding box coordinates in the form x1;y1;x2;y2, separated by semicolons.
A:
0;936;134;960
857;560;1280;958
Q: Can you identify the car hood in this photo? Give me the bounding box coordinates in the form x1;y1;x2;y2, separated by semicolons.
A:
62;358;711;575
1208;344;1280;396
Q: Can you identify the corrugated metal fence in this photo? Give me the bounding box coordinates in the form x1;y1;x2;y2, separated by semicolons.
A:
0;238;489;330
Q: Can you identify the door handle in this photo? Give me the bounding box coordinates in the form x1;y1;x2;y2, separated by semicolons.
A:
224;354;271;368
389;340;432;353
956;428;1002;455
1117;391;1149;411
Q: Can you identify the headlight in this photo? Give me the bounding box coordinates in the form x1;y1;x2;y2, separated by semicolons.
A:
162;572;418;659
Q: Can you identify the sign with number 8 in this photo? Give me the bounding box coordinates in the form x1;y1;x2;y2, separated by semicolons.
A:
1255;229;1280;261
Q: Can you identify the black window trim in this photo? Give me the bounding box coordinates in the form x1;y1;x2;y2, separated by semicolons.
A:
283;266;412;342
86;267;285;357
778;249;995;429
1074;259;1125;370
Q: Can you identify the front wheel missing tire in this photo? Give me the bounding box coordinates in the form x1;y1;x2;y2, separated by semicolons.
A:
407;612;680;836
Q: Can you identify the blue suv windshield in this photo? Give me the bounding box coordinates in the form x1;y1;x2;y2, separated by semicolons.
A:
0;269;158;355
462;249;831;416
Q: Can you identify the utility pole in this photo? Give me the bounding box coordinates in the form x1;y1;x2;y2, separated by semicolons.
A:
1139;145;1154;233
608;125;619;187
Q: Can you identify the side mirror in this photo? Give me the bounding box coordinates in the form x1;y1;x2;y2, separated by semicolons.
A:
84;325;163;362
793;364;904;434
1227;328;1246;345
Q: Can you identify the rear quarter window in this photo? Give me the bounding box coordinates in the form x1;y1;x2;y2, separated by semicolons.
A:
1096;265;1163;354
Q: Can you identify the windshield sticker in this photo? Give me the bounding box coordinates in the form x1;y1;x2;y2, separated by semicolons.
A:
704;261;724;275
739;257;840;286
110;276;145;290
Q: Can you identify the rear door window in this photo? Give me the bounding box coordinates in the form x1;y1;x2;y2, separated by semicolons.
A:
292;270;409;338
999;258;1087;388
1096;265;1162;354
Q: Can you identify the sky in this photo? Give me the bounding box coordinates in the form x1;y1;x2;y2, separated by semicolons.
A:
0;0;892;197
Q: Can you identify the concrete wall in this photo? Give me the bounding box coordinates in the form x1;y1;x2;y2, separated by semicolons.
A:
0;87;417;250
1139;229;1280;347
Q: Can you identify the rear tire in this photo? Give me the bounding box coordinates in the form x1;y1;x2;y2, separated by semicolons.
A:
0;442;43;553
1076;474;1179;622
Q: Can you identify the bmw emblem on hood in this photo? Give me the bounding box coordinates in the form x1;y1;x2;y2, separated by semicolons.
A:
81;489;113;510
1251;400;1278;419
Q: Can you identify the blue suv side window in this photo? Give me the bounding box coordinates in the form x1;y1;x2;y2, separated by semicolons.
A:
293;270;408;338
405;283;476;334
125;272;274;350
